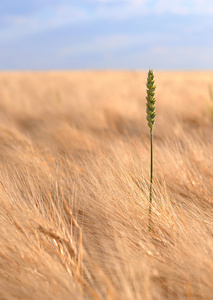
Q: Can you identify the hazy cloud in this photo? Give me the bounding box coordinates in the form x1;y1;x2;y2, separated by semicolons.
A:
1;1;213;69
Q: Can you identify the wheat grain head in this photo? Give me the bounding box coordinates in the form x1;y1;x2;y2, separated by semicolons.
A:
146;70;156;133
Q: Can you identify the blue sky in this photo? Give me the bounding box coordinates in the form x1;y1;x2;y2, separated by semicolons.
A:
1;0;213;70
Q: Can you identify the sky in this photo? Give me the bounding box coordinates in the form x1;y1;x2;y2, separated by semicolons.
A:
1;0;213;70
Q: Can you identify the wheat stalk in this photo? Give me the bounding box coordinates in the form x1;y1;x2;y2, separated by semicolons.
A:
209;84;213;102
146;69;156;231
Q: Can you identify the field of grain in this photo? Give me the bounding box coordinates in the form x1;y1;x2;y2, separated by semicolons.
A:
0;71;213;300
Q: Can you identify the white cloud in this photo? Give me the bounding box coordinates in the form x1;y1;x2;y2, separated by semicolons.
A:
59;34;141;56
84;0;213;14
58;31;179;58
152;0;213;14
1;0;213;45
0;5;88;42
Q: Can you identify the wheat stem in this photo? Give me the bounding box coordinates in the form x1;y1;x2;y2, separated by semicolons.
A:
148;132;153;230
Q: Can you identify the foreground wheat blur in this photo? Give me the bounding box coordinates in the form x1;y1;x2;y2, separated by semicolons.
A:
0;71;213;299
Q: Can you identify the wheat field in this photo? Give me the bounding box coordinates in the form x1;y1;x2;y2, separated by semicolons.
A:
0;71;213;300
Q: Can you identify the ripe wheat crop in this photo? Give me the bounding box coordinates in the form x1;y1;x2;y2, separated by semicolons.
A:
0;71;213;299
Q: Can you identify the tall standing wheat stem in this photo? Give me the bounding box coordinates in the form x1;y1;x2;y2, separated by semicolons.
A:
146;70;156;231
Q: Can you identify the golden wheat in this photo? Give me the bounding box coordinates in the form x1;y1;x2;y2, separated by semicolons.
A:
0;71;213;299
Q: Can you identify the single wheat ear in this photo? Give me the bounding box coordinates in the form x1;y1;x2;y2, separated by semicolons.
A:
146;70;156;133
146;69;156;231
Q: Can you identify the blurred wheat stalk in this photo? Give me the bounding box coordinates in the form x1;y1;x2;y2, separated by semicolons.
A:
207;85;213;117
146;70;156;231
